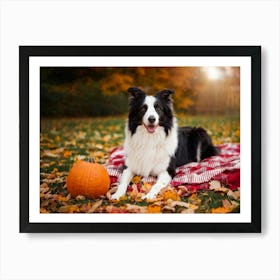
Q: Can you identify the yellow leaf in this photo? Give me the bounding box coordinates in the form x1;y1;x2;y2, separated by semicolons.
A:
92;151;105;158
188;203;198;210
119;195;128;201
102;135;111;142
189;193;198;200
188;193;201;205
142;182;152;192
128;184;139;200
131;176;141;184
51;167;58;174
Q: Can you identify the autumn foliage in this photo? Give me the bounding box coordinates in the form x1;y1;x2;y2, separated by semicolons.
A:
41;67;240;116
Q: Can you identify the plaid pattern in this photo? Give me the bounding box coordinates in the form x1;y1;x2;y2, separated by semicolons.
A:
105;143;240;191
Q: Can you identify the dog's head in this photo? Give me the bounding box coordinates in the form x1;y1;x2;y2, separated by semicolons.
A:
127;87;175;135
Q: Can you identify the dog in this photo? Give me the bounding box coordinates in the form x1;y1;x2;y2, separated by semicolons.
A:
111;87;219;200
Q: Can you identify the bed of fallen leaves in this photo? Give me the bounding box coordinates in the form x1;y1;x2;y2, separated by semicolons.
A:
40;114;240;214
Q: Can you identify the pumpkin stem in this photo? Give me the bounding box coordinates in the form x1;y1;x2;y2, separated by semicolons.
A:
86;157;96;163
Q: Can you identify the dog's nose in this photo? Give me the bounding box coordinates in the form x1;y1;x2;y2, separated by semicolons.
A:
148;116;156;124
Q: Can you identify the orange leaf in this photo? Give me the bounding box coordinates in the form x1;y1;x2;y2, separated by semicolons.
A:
211;207;232;213
63;150;72;158
163;190;180;201
56;194;71;202
147;205;161;213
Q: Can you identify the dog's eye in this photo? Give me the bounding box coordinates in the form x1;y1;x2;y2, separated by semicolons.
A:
140;105;147;112
154;104;161;111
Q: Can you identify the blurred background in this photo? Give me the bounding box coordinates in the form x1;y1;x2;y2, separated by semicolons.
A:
40;67;240;117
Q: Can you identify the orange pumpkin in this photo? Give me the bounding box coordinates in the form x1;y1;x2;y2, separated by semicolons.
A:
67;160;110;199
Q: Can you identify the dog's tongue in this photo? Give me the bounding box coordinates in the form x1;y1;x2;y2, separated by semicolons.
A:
146;125;157;133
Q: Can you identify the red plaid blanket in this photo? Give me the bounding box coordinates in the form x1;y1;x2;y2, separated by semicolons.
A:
105;143;240;191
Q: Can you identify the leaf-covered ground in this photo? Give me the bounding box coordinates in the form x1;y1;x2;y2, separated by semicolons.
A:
40;114;240;214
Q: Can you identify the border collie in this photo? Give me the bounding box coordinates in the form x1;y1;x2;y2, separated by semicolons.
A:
111;87;219;200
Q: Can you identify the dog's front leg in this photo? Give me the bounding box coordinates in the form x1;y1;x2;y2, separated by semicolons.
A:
142;171;171;200
111;168;134;200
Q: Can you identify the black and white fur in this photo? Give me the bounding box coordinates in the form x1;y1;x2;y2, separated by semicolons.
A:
111;87;219;200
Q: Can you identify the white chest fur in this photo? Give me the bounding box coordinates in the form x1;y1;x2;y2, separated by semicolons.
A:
124;120;178;178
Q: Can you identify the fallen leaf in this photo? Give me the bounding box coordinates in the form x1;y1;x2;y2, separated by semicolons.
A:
58;205;80;213
167;200;189;208
40;208;50;213
147;205;161;213
188;193;201;206
163;190;181;201
56;194;71;202
105;205;129;213
162;205;176;212
40;183;49;194
227;188;240;200
47;173;56;179
209;180;229;192
188;203;199;210
142;183;152;193
128;184;140;200
75;195;86;200
51;167;59;174
131;176;141;184
43;151;60;158
88;200;103;213
95;144;103;149
63;150;72;158
102;135;111;142
75;131;86;140
43;148;64;158
222;199;232;209
181;208;195;213
125;204;147;213
211;207;232;213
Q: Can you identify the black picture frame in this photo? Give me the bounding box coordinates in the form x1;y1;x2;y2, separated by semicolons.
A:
20;46;261;233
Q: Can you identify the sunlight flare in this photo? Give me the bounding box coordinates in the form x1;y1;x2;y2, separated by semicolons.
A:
205;67;222;80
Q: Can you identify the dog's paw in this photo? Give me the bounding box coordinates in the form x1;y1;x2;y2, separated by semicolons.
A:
110;191;125;201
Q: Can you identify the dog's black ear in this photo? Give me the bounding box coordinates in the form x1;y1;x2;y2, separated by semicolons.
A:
156;89;175;102
127;87;145;99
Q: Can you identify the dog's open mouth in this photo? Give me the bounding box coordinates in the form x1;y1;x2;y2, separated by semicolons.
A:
144;124;158;133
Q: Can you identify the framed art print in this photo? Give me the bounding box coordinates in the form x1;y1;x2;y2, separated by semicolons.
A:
19;46;261;233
